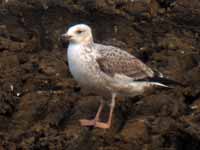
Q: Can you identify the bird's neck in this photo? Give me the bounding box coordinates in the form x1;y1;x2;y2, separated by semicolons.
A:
68;41;95;55
82;36;94;46
69;39;94;46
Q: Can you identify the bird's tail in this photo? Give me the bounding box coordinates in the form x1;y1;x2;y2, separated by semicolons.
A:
147;69;185;87
149;76;185;88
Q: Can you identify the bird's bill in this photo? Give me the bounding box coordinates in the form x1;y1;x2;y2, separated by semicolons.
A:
61;33;72;42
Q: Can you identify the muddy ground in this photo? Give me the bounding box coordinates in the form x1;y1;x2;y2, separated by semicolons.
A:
0;0;200;149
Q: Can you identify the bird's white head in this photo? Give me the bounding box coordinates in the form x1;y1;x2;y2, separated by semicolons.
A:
62;24;93;45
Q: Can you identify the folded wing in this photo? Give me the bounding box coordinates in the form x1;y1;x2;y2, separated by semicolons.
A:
95;44;155;80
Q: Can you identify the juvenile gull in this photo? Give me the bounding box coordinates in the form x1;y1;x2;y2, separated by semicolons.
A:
61;24;177;129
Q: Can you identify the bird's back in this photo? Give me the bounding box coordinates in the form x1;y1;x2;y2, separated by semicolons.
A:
93;43;155;80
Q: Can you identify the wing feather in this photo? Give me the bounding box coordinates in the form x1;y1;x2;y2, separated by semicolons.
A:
95;44;154;80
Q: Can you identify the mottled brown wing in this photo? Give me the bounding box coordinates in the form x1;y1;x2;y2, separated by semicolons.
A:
96;45;154;80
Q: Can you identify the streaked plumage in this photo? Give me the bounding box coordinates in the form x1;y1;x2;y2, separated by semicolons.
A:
95;44;154;80
61;24;174;129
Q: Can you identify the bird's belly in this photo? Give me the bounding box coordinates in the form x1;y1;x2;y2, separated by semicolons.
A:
110;81;153;97
68;59;109;95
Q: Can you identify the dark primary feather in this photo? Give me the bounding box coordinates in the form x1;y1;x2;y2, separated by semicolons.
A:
136;70;185;87
137;76;184;86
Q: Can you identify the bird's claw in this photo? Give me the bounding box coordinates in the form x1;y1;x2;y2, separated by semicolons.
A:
79;119;96;126
94;122;110;129
79;119;110;129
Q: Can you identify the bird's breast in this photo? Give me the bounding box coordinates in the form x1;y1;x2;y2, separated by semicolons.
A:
67;44;98;86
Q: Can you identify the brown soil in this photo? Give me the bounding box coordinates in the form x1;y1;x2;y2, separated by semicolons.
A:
0;0;200;149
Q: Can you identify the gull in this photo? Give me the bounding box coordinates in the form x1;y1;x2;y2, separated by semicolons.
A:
61;24;180;129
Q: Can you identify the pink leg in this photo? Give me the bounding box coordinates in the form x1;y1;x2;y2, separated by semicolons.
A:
79;100;104;126
94;100;104;121
95;93;116;129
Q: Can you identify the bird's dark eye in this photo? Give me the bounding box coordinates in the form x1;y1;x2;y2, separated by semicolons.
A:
76;30;83;34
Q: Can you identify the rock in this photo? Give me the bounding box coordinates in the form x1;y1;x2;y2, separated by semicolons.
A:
158;33;194;50
120;119;148;142
39;55;67;77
